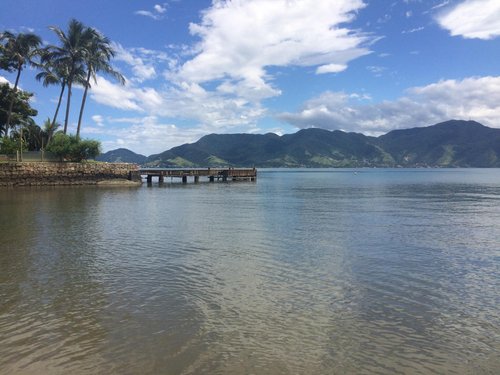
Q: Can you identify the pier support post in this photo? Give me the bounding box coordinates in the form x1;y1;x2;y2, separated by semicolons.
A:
147;175;152;184
194;176;199;183
209;176;214;182
182;176;187;183
159;175;164;184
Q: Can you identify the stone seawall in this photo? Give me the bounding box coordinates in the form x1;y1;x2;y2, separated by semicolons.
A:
0;162;142;187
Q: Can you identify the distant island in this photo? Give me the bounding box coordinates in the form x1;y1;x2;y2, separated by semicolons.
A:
97;120;500;168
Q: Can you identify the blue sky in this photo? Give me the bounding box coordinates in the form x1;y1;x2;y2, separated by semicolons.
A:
1;0;500;155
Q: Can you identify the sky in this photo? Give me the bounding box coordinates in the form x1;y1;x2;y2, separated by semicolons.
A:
1;0;500;155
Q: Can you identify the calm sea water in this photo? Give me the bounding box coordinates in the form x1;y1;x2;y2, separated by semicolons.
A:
1;169;499;374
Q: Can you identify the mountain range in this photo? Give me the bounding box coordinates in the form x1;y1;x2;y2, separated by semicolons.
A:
96;120;500;167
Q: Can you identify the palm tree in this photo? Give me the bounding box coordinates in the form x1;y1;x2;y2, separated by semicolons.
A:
41;117;60;148
77;28;125;138
36;48;86;130
47;19;92;134
36;51;64;126
0;31;41;136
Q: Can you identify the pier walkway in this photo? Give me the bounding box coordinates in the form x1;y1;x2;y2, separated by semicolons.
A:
140;168;257;184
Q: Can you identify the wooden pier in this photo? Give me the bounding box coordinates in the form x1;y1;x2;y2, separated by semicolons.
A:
140;168;257;184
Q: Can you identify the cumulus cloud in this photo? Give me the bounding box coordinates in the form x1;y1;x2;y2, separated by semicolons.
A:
89;76;265;130
154;4;167;14
178;0;373;100
85;71;274;154
437;0;500;39
163;81;266;127
86;0;376;150
82;116;221;155
87;0;380;153
90;77;144;111
278;76;500;134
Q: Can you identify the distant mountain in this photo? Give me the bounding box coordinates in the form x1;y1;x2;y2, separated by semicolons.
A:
102;120;500;168
377;120;500;167
96;148;147;164
144;129;393;167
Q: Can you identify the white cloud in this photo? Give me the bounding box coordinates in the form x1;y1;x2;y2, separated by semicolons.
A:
135;3;167;21
366;65;386;76
87;0;382;153
113;43;159;83
82;116;216;155
402;26;424;34
91;115;104;126
90;77;143;111
89;76;266;130
316;64;348;74
84;72;274;154
154;4;167;14
178;0;373;100
135;10;162;21
20;26;35;33
278;76;500;134
92;115;103;122
0;76;11;86
86;0;377;150
437;0;500;39
431;1;450;11
164;81;266;126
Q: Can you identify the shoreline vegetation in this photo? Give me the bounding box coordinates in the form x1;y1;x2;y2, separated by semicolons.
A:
0;19;124;163
0;20;138;186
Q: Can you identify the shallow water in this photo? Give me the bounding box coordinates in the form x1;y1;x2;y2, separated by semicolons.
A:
1;169;499;374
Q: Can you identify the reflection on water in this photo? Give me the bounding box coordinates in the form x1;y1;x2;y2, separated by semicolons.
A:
1;169;499;374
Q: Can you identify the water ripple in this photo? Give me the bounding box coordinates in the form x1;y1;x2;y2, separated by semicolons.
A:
1;170;499;374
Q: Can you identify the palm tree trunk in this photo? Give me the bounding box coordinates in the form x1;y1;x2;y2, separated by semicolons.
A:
76;69;92;139
52;80;66;127
63;80;72;135
5;65;22;136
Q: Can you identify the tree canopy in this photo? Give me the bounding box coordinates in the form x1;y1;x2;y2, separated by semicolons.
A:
0;83;38;137
0;31;41;133
0;19;122;160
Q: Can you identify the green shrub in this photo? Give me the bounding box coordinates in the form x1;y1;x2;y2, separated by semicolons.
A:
0;137;23;154
46;133;70;160
70;139;101;161
47;133;101;162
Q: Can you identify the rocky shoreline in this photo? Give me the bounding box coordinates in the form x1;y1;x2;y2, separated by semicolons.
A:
0;162;142;187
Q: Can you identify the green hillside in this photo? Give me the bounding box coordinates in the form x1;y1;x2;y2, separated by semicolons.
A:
102;120;500;168
96;148;147;164
377;120;500;167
